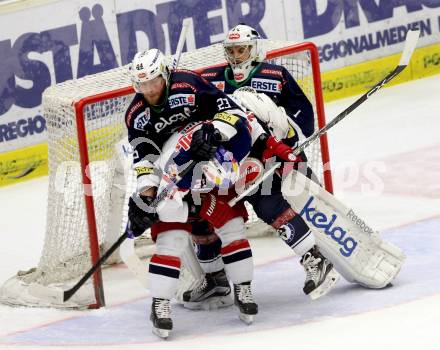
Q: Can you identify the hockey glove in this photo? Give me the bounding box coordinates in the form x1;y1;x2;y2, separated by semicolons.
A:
127;195;159;237
262;136;302;163
190;123;222;161
199;193;237;229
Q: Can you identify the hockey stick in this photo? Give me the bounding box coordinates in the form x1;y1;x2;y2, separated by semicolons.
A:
291;29;420;158
229;29;420;207
170;18;191;71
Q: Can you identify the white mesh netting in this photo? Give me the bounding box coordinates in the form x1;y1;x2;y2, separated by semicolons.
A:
0;40;329;308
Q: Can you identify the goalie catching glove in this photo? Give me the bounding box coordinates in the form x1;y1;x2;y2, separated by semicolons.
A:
127;195;159;237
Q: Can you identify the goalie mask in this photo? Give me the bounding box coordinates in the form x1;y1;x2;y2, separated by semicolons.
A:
129;49;169;93
202;146;240;189
223;24;262;82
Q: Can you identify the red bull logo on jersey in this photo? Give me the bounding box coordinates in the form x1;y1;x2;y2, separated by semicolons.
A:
250;78;282;93
169;94;196;109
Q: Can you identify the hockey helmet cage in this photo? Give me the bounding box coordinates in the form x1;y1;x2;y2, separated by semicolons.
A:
223;24;262;82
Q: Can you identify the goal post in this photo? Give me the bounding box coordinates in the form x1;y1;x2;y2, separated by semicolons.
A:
0;40;333;309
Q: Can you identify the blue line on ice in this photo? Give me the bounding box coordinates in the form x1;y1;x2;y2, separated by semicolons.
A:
6;217;440;345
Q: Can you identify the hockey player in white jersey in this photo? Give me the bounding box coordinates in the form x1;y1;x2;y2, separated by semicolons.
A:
125;49;262;337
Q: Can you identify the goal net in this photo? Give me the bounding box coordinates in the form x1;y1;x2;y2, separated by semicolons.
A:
0;40;332;309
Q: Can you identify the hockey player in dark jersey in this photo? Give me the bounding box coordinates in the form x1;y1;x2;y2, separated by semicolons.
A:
124;48;259;337
182;24;340;310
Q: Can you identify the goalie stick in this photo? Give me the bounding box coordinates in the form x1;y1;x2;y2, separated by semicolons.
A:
230;29;420;206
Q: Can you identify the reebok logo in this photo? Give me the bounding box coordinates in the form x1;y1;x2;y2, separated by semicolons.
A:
346;209;373;234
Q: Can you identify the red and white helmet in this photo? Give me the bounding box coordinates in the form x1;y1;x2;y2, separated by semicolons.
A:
223;24;262;82
129;49;169;93
202;146;240;189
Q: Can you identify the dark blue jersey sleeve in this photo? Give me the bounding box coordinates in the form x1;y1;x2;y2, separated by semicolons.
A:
279;67;315;138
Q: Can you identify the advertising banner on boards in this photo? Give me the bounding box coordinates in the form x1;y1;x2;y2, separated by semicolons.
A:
0;0;439;185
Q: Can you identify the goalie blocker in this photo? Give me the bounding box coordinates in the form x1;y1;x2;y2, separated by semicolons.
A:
281;168;405;288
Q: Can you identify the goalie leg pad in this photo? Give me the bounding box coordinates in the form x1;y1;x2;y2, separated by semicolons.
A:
282;170;406;288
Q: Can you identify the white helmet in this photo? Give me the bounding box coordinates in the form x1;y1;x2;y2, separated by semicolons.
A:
223;24;262;82
130;49;169;93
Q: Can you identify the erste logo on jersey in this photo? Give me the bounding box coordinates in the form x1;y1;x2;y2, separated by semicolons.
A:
251;78;282;93
133;108;151;130
212;81;225;91
169;93;196;109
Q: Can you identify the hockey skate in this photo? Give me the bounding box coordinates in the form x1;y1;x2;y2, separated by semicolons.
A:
233;282;258;325
150;298;173;339
182;269;233;310
300;246;340;300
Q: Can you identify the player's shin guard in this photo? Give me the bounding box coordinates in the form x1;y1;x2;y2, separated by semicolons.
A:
216;217;257;323
196;239;224;273
149;254;181;300
273;208;315;256
221;239;253;283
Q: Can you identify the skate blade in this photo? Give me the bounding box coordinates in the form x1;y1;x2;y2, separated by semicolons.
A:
184;295;233;311
309;269;341;300
239;313;255;325
152;327;171;339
